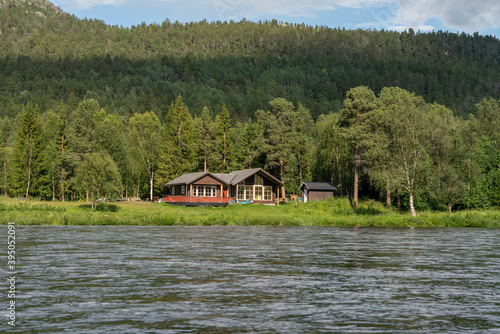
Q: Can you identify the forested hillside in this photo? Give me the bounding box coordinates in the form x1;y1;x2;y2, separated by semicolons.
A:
1;0;499;119
0;0;499;213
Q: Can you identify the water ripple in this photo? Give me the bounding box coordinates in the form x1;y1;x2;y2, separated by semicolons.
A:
3;226;499;333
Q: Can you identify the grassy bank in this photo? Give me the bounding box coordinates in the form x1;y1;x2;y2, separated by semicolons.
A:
0;197;499;227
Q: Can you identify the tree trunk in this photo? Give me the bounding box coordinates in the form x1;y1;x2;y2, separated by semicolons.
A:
336;158;342;197
467;151;471;190
86;190;89;202
3;160;7;197
52;175;56;201
60;168;65;202
26;150;32;200
409;192;416;217
223;132;227;171
280;161;285;199
150;171;154;201
353;144;359;209
397;188;401;209
204;136;207;171
386;183;391;210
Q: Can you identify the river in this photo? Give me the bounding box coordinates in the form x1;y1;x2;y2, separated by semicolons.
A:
4;226;500;333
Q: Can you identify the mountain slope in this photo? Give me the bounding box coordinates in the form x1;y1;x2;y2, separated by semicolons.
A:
0;0;499;118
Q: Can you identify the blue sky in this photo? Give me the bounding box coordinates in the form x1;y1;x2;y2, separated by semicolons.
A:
49;0;500;37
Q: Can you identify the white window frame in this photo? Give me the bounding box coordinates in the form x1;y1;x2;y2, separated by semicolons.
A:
193;185;217;197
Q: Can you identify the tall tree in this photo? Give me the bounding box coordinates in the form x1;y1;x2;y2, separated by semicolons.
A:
157;95;198;185
0;122;11;197
10;103;45;199
194;107;217;171
69;98;103;156
74;152;123;209
288;103;315;193
425;104;467;212
256;98;296;198
43;110;64;200
236;119;261;170
377;87;435;216
316;112;350;197
215;104;232;172
94;114;128;192
128;111;162;201
340;86;380;209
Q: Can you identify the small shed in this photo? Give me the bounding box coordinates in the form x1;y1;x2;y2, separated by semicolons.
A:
299;182;337;203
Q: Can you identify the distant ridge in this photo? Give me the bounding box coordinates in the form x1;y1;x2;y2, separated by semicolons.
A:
0;0;499;118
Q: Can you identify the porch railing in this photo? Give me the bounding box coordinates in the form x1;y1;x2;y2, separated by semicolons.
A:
163;196;232;203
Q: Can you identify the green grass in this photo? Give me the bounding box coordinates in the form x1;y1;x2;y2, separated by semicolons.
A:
0;197;499;227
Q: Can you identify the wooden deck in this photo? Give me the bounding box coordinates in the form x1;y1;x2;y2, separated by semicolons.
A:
163;196;232;206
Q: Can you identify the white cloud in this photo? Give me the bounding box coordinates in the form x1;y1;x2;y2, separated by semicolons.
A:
207;0;393;18
394;0;500;33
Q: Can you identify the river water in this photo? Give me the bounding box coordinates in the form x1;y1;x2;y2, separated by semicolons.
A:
3;226;500;333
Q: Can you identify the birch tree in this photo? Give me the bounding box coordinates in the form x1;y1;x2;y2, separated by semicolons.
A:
75;152;122;209
378;87;434;217
128;111;161;201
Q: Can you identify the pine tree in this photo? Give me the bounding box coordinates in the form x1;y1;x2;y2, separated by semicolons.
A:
10;103;45;199
340;86;380;209
215;104;232;172
0;122;11;197
257;98;297;198
157;95;198;187
194;107;218;171
238;119;260;169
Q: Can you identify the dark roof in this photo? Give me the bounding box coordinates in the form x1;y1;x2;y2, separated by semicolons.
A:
228;168;282;185
165;168;283;186
165;171;228;186
299;182;337;191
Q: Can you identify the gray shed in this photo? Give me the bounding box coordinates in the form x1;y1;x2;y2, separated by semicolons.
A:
299;182;337;203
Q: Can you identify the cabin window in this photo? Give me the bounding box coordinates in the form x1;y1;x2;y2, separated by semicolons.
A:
237;180;272;201
238;185;245;200
181;186;185;195
255;186;263;200
171;186;176;195
264;186;272;201
193;185;216;197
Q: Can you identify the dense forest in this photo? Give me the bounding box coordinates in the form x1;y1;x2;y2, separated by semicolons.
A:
1;0;499;213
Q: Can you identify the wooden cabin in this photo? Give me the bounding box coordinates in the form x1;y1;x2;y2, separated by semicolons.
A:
299;182;337;203
163;168;283;206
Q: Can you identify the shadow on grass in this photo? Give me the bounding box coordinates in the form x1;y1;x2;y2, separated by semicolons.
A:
78;203;121;212
354;207;384;215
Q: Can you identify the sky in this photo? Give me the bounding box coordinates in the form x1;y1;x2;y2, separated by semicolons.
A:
49;0;500;37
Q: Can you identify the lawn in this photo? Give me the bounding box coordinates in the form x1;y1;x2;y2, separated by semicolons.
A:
0;197;499;227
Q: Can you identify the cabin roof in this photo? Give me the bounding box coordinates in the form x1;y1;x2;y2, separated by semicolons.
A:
165;168;283;187
228;168;283;185
165;171;228;186
299;182;337;191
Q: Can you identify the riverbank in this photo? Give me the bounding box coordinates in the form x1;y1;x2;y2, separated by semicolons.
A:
0;197;499;227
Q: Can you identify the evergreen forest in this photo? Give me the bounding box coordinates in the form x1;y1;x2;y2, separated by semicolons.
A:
1;0;499;214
